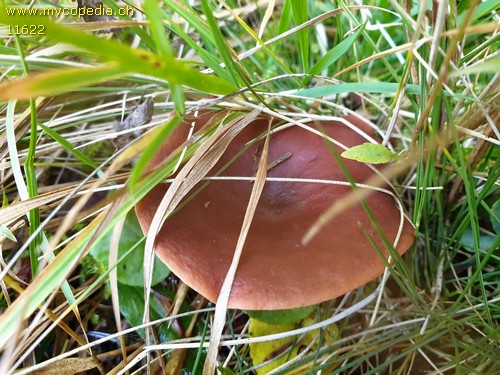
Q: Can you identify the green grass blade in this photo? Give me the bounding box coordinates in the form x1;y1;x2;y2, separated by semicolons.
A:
144;0;185;115
278;0;293;35
457;0;500;24
144;0;173;59
451;54;500;76
200;0;240;86
0;64;126;100
129;115;181;189
294;82;422;97
0;13;237;95
160;9;232;82
162;0;214;44
13;34;42;276
291;0;309;74
308;22;365;77
38;123;104;178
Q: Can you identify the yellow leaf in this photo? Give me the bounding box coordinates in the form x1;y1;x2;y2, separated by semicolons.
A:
249;318;298;374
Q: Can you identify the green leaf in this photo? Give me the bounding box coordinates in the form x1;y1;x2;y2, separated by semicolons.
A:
118;283;179;343
245;305;315;325
90;213;170;287
460;229;497;253
309;23;365;77
341;143;398;164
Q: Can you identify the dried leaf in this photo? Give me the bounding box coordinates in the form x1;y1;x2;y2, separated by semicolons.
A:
30;357;98;375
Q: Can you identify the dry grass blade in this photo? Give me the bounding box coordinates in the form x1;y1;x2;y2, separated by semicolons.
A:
333;23;499;78
410;0;480;147
109;217;128;372
0;210;105;351
142;109;262;361
204;5;392;73
213;0;271;19
45;109;163;255
68;20;148;32
256;0;276;46
29;357;100;375
203;118;272;375
0;177;125;228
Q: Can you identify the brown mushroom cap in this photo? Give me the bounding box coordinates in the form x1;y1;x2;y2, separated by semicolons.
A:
136;111;414;310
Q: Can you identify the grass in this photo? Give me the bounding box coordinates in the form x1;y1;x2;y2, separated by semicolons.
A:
0;0;499;374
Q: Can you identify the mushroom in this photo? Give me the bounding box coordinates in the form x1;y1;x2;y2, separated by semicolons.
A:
135;111;414;310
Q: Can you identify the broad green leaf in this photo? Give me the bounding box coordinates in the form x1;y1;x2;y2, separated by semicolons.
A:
301;316;339;346
118;283;179;343
245;305;315;325
248;312;337;374
309;23;365;77
460;229;498;254
341;143;398;164
90;213;170;287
